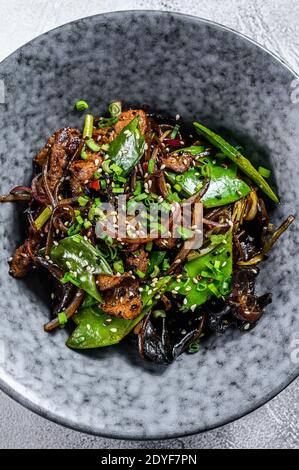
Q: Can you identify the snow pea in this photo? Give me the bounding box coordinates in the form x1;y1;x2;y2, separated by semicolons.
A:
166;156;251;208
193;122;279;203
50;235;112;302
108;115;145;175
168;231;232;310
67;276;172;349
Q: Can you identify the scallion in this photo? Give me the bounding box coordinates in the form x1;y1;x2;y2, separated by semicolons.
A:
258;166;271;178
148;159;155;174
170;124;180;139
109;100;122;118
83;114;94;139
58;311;68;326
78;195;90;207
86;139;101;152
112;187;125;194
136;269;146;279
113;259;125;274
75;100;89;111
34;206;52;230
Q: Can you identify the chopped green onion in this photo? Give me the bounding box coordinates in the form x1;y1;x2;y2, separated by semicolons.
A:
178;226;193;240
148;159;155;174
76;215;84;225
98;117;118;128
78;195;90;207
170;124;180;139
101;144;110;152
110;163;123;175
34;206;52;230
133;181;143;195
102;160;112;174
86;139;101;152
83;114;94;139
112;187;125;194
214;260;221;269
150;265;160;278
136;269;146;279
75;100;89;111
67;223;81;236
174;183;182;192
80;148;88;160
58;311;68;326
134;193;148;202
258;166;271;178
188;340;200;354
109;100;122;118
145;241;153;251
113;259;125;274
93;171;101;180
83;220;92;229
153;309;166;319
115;175;127;183
100;179;107;190
162;259;170;270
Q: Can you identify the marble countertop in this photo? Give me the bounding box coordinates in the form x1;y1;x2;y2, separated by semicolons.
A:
0;0;298;449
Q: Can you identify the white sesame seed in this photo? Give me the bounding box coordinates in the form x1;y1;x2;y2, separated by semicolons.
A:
160;164;166;170
190;304;197;312
175;114;180;121
110;327;118;333
183;298;188;305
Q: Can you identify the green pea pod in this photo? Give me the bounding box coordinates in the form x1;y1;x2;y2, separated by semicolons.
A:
108;115;145;175
193;122;279;203
67;276;172;349
166;156;251;208
168;230;232;310
50;235;112;302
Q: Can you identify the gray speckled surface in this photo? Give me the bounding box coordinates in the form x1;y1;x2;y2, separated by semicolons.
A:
0;0;298;449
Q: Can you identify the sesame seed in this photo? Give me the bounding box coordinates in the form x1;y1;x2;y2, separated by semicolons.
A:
110;328;118;333
160;164;166;170
183;298;188;305
190;304;197;312
175;114;180;121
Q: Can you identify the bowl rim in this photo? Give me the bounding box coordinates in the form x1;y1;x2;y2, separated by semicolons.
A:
0;9;298;440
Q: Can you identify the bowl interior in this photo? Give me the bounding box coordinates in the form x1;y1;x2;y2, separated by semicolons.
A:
0;11;298;439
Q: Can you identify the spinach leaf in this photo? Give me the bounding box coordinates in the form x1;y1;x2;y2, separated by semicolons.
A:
166;156;251;208
108;115;145;175
50;235;112;302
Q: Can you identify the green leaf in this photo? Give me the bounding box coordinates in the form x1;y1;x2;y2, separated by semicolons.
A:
50;235;112;302
193;122;279;203
166;155;251;208
168;230;232;310
174;145;207;156
108;115;145;175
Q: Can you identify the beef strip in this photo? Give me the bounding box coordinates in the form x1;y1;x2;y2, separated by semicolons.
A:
69;151;104;192
9;243;31;278
114;109;147;135
96;273;131;291
35;128;81;192
125;248;148;273
101;276;142;320
160;153;193;173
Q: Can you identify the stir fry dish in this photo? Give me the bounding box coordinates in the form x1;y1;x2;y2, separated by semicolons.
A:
0;100;294;364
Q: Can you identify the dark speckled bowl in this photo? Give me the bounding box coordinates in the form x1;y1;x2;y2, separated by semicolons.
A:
0;11;298;439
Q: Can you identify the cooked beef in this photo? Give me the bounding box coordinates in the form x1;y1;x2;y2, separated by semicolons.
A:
35;128;81;192
125;248;148;273
101;276;142;320
114;109;147;135
96;273;131;291
9;243;31;278
160;153;193;173
69;152;103;191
